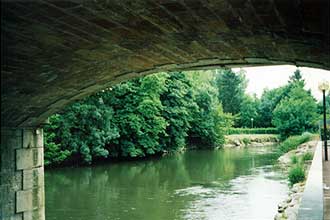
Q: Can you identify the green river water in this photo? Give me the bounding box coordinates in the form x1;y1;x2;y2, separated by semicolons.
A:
45;146;289;220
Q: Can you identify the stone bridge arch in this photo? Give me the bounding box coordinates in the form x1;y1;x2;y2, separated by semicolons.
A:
1;1;329;219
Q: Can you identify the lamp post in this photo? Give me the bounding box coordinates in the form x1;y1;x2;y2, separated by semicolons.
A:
319;80;329;161
251;118;254;128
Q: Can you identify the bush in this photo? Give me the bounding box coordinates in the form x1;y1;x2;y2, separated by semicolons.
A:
290;155;299;164
288;165;305;185
226;128;278;135
278;133;313;154
242;137;251;146
302;152;313;161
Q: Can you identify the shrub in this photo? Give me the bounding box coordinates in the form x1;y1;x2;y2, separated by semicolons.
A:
290;155;299;164
288;165;305;185
242;137;251;146
278;133;313;154
226;128;278;135
302;152;313;161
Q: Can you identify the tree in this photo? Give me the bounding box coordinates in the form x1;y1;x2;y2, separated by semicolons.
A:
44;114;71;166
258;69;306;128
238;95;260;128
189;86;233;147
159;72;197;152
105;73;168;157
272;86;318;137
44;95;120;164
258;86;289;127
288;69;305;87
42;70;237;166
215;69;247;115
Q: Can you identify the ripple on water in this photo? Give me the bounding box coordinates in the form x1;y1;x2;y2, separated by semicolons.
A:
176;167;288;220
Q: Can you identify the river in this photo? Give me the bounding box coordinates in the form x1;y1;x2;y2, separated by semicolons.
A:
45;146;289;220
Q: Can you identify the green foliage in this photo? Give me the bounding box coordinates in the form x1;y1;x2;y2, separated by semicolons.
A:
159;72;196;151
288;69;305;87
215;69;247;115
242;137;251;146
107;73;168;158
288;165;305;185
44;97;120;164
290;155;299;164
226;128;278;135
272;85;318;138
188;71;234;147
278;133;313;154
302;152;313;161
43;68;319;166
44;71;234;166
237;95;260;127
258;86;289;128
44;115;71;166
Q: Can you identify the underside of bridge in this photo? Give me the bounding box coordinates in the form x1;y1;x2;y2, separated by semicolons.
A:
1;0;329;220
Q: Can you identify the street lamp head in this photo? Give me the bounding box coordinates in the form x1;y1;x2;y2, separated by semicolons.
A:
318;80;329;91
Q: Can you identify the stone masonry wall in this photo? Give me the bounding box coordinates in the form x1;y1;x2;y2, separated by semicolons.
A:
0;128;45;220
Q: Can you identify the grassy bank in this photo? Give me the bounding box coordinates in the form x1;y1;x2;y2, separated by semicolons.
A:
277;133;317;154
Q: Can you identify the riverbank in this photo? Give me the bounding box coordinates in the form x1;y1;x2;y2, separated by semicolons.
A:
274;140;317;220
224;134;279;148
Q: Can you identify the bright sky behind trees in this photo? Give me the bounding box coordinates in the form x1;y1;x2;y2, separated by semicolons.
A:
233;65;330;101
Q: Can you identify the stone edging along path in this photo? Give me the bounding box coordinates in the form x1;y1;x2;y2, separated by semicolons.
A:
274;141;318;220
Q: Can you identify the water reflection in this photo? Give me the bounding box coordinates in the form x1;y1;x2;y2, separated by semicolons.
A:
45;147;288;220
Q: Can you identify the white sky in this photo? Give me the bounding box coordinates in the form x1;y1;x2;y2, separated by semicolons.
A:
232;65;330;101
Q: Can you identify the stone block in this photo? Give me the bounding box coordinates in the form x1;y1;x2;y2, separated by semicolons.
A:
23;167;44;190
23;207;45;220
16;190;33;213
23;129;43;148
16;149;33;170
16;148;43;170
23;129;34;148
35;129;44;148
32;187;44;210
33;147;44;167
16;187;44;213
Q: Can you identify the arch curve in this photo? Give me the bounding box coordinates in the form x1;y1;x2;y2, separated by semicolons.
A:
1;0;329;127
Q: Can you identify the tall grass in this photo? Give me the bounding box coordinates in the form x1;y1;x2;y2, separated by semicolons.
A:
278;133;313;154
288;165;305;185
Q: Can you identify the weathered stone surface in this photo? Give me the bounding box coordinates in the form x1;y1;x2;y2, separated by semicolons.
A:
1;129;23;220
16;148;43;170
16;190;33;213
23;167;44;190
23;208;45;220
1;0;329;128
16;187;44;213
1;128;45;220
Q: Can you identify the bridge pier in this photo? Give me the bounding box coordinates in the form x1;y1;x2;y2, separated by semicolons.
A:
1;128;45;220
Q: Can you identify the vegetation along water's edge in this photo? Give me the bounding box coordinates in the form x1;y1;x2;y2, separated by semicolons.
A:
43;69;327;168
274;133;318;220
224;134;279;148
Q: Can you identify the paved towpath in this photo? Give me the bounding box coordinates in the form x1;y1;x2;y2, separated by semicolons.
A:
323;143;330;220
